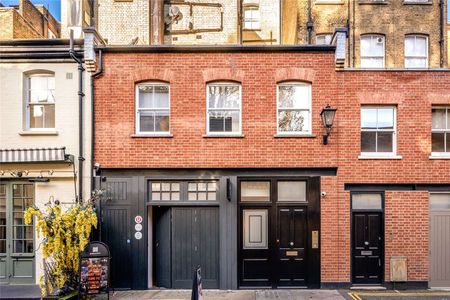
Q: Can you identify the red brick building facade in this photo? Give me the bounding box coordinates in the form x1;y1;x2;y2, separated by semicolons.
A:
94;46;450;289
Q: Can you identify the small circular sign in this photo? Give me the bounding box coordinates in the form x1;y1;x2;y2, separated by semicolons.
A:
134;215;143;224
134;232;143;240
135;223;143;232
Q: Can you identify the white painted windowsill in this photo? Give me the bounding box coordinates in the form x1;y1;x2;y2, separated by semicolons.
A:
274;133;317;138
429;154;450;160
19;130;58;136
130;133;173;138
203;134;245;138
358;155;403;160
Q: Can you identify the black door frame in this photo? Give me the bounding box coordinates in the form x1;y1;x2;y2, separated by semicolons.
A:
237;176;320;289
350;191;385;285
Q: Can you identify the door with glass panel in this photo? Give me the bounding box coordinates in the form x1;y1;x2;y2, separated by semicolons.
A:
239;179;311;288
351;193;383;285
0;183;35;284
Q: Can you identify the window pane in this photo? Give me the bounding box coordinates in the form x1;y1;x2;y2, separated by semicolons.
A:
430;194;450;210
208;192;216;200
352;194;382;210
171;183;180;191
361;131;376;152
138;85;169;108
152;192;160;201
360;36;372;56
377;108;394;129
432;109;446;129
377;132;393;152
139;111;154;132
154;111;170;132
361;108;377;129
241;181;270;201
361;58;383;68
278;110;309;132
152;183;160;191
278;85;310;109
243;209;268;249
208;85;240;109
406;58;427;68
30;104;54;129
432;132;445;152
161;183;170;191
447;133;450;152
277;181;306;202
188;192;197;201
188;183;197;191
415;36;427;56
208;110;240;132
405;36;415;57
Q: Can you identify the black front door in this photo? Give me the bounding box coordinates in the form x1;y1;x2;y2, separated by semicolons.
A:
276;207;307;287
238;177;321;289
352;212;383;284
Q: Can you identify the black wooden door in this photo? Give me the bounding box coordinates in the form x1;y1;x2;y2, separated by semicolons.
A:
352;212;383;284
100;178;134;289
276;207;307;287
171;207;219;289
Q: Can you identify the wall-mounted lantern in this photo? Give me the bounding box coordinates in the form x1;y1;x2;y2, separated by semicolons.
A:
320;104;337;145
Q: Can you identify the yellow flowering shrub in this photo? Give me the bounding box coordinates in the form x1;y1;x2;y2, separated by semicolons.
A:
24;196;98;296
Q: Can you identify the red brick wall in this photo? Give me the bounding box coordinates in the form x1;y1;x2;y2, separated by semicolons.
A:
95;52;340;168
95;51;450;284
384;191;429;281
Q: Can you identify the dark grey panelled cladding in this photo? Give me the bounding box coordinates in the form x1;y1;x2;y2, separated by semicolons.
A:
102;208;132;288
171;207;219;289
100;177;136;289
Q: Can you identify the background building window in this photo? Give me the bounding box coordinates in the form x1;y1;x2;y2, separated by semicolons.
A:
243;5;260;30
432;107;450;155
405;35;428;68
277;82;312;134
361;107;396;155
360;35;385;68
207;83;241;134
316;34;332;45
136;83;170;134
26;74;55;130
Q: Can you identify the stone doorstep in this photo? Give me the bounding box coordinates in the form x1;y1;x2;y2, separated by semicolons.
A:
0;284;41;300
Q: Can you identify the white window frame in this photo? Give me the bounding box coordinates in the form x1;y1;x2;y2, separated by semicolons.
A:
404;35;428;69
431;106;450;158
316;34;333;45
135;82;171;135
25;73;56;131
360;106;398;158
243;5;261;30
360;34;385;69
276;82;312;135
206;82;242;136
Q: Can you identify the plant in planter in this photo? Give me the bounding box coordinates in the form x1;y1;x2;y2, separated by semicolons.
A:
24;191;101;297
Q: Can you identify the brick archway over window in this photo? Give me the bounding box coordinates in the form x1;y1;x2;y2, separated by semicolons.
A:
275;68;315;83
202;68;245;83
133;69;175;83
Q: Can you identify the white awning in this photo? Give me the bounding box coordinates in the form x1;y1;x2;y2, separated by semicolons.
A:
0;147;68;163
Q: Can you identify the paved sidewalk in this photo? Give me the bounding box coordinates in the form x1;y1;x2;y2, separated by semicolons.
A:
110;289;345;300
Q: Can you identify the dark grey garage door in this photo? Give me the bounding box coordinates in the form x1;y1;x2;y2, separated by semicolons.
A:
172;207;219;289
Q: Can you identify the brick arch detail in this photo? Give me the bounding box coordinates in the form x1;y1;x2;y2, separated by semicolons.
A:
274;68;316;83
202;69;245;83
132;69;175;83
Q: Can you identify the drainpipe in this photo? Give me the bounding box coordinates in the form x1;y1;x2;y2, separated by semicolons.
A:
69;31;85;203
439;0;444;67
91;50;103;193
352;0;356;67
307;0;313;44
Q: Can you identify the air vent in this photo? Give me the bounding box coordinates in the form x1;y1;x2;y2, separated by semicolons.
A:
66;72;73;79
